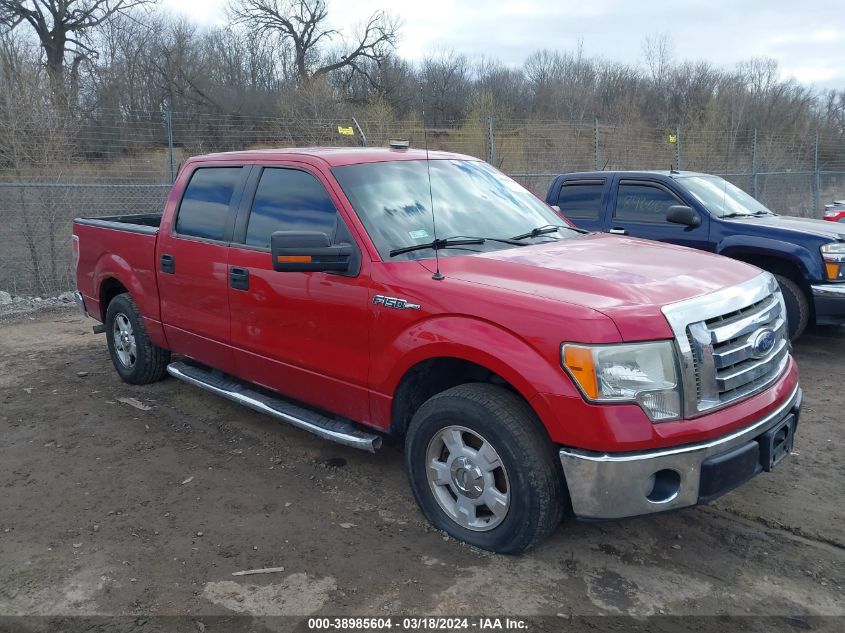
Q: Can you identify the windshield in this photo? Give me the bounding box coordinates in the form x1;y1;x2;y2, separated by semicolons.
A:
680;175;774;218
332;159;578;260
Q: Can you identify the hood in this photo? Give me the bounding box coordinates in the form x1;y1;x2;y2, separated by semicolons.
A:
431;234;762;341
726;214;845;241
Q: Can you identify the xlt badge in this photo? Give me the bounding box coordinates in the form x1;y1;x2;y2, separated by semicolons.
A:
373;294;421;311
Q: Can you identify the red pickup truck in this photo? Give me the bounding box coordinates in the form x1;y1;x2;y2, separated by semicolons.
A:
73;147;801;553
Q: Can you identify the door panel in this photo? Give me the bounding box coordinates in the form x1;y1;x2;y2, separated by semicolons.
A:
227;165;372;423
609;179;710;250
156;165;247;372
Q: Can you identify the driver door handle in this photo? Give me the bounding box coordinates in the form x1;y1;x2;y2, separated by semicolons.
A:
609;228;627;235
229;267;250;291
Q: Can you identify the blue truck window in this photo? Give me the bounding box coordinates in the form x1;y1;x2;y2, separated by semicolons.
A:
615;183;681;223
557;182;604;220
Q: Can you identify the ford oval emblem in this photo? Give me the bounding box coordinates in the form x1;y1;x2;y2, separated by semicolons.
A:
751;328;777;358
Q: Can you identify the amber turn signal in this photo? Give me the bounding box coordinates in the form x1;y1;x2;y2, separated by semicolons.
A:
277;255;313;263
562;345;598;399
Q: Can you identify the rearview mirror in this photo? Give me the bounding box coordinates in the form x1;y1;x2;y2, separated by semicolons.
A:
666;205;701;228
270;231;351;273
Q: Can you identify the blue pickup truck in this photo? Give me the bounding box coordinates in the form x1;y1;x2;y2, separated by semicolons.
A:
545;171;845;339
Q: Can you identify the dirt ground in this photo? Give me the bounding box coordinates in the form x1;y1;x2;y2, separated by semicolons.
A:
1;309;843;631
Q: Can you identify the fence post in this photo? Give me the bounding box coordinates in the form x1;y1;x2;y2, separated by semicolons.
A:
675;125;681;171
594;118;600;171
351;117;367;147
165;108;175;183
486;115;495;165
751;128;758;198
813;131;820;216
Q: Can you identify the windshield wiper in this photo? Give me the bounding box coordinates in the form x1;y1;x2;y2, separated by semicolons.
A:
389;237;485;257
722;211;774;219
510;225;563;240
388;235;531;257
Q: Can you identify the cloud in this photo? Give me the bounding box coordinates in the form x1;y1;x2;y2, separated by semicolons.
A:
163;0;845;89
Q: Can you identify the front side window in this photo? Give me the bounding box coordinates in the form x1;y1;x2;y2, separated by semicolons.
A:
332;159;579;260
614;183;681;223
175;167;243;240
557;182;604;220
245;168;338;248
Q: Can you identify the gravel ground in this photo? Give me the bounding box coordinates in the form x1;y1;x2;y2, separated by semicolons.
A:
0;308;843;632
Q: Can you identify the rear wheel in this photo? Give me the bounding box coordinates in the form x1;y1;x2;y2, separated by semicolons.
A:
105;293;170;384
774;275;810;340
405;383;566;553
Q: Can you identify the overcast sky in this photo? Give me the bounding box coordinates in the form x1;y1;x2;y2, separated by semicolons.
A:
162;0;845;90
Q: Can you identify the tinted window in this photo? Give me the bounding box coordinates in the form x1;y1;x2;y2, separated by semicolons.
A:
615;183;681;222
176;167;242;240
557;182;604;219
245;168;338;248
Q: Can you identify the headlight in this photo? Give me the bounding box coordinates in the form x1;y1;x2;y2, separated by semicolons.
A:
561;341;681;421
821;243;845;281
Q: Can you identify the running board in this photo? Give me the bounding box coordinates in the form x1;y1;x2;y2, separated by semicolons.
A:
166;361;382;452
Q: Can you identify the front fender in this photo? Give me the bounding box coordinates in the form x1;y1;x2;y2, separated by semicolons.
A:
717;235;819;282
368;314;581;435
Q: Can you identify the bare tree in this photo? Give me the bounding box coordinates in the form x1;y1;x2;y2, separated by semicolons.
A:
228;0;398;85
642;33;674;126
0;0;157;108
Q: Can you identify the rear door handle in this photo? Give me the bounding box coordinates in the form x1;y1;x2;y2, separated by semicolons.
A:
160;253;175;274
609;228;627;235
230;267;249;291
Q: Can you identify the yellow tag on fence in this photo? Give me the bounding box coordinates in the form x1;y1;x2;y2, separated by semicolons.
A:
337;126;355;136
668;134;677;144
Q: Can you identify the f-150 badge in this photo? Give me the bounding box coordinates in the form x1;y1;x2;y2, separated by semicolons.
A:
373;295;421;310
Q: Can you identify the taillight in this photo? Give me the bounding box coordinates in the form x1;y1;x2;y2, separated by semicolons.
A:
72;234;80;272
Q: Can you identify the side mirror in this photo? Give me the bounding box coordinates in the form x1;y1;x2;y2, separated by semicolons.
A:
666;205;701;228
270;231;351;273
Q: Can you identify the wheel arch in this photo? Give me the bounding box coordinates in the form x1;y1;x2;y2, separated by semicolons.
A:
378;317;579;437
98;277;129;321
717;238;815;288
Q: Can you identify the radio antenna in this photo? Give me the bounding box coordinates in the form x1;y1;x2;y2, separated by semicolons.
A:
420;90;444;281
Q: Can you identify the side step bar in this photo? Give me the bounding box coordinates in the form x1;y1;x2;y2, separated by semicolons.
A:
166;361;382;452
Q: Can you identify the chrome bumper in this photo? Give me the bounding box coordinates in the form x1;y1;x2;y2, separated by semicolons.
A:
559;386;801;520
73;290;89;318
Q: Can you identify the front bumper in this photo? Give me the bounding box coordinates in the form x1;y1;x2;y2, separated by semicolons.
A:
811;283;845;325
559;386;802;520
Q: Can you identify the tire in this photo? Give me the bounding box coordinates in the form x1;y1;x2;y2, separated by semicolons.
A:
105;293;170;385
775;275;810;341
405;383;566;554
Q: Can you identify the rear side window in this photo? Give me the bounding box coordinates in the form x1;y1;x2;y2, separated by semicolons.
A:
614;183;681;223
245;168;338;248
556;181;604;220
175;167;243;240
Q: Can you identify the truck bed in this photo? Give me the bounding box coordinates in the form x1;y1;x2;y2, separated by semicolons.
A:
73;212;162;234
73;213;163;323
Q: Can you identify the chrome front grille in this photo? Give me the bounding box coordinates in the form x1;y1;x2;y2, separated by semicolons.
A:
663;273;790;418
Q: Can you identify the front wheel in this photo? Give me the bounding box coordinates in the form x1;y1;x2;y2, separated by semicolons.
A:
405;383;566;554
775;275;810;340
105;293;170;385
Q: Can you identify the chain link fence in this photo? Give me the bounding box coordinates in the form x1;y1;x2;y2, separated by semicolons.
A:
1;110;844;296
